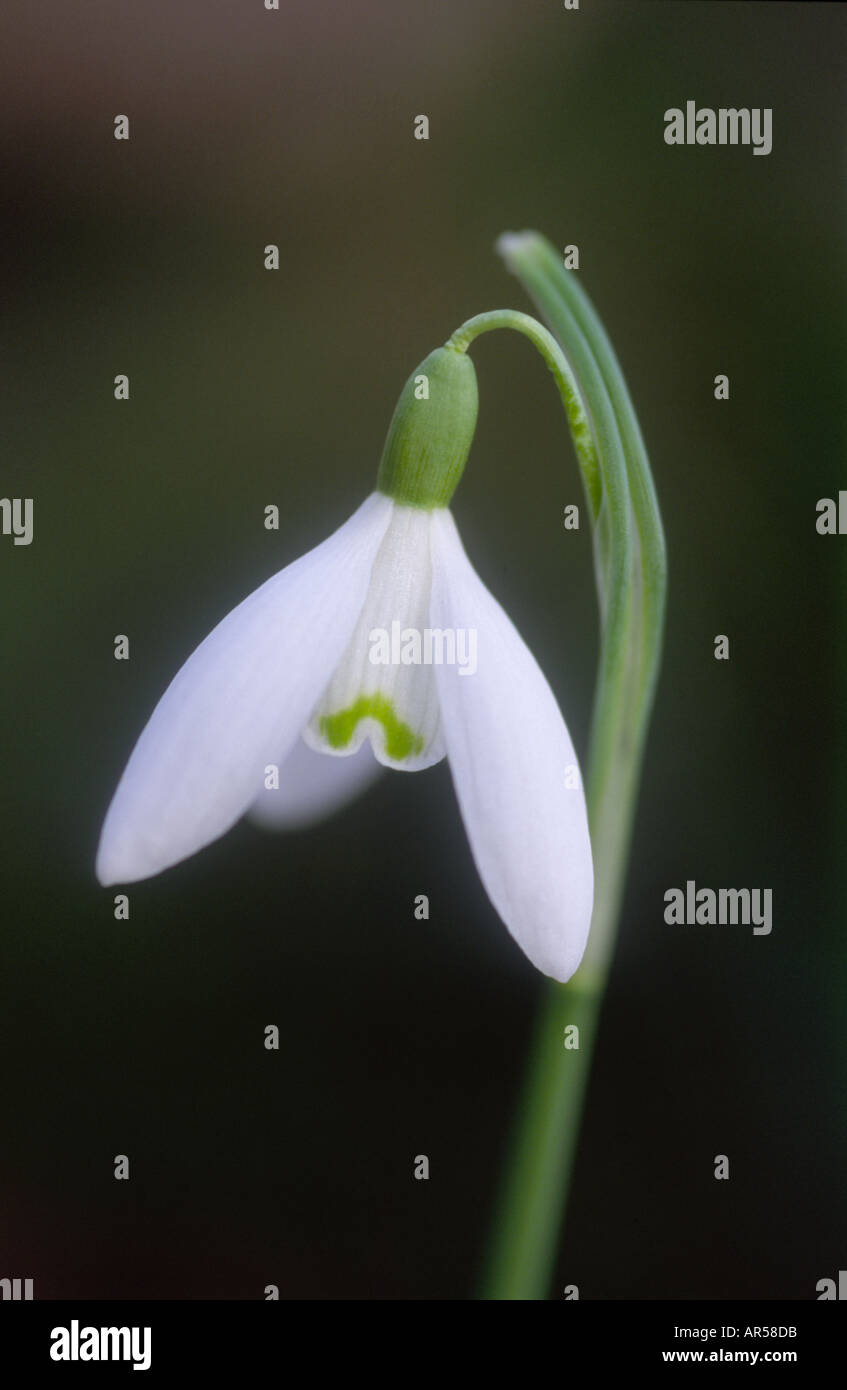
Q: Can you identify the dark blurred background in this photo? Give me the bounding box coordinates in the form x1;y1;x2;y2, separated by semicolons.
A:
1;0;844;1299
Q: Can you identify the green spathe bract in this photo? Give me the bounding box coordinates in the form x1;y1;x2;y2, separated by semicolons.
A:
320;693;424;761
377;346;478;509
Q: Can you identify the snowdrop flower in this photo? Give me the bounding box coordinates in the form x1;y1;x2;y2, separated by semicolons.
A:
96;345;593;981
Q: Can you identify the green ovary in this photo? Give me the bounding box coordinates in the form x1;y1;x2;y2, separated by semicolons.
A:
320;694;424;761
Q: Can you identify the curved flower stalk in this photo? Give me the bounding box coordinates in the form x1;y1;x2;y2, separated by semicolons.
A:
475;232;668;1299
97;344;594;983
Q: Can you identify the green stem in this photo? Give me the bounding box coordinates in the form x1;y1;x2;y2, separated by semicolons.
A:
482;978;605;1300
451;237;666;1299
447;311;604;520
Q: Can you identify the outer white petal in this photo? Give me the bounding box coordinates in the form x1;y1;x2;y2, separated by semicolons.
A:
96;492;393;885
429;509;593;983
248;737;381;832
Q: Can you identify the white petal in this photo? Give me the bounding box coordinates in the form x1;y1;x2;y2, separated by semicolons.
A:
305;503;446;770
429;509;593;983
248;737;381;832
96;492;393;884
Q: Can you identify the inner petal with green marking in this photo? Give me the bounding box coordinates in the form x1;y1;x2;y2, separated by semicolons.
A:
320;694;424;762
305;504;446;771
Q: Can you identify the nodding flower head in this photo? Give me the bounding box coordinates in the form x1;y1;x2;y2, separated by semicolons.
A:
96;342;593;983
